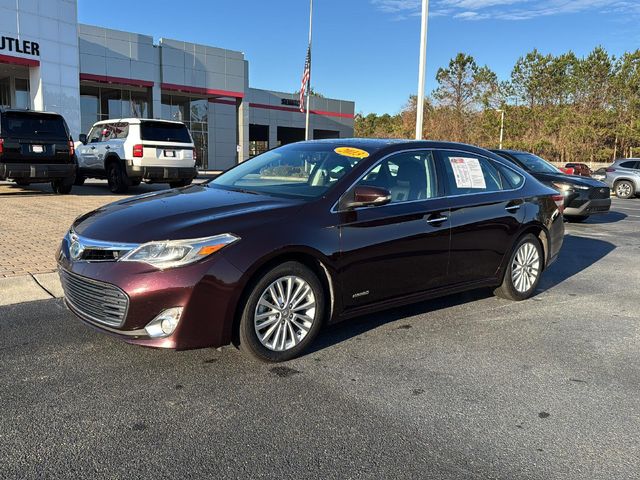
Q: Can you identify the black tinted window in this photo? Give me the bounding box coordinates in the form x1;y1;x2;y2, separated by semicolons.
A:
1;113;68;140
140;121;192;143
620;161;638;169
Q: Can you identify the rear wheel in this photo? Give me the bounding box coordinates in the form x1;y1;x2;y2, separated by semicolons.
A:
614;180;634;199
494;234;543;301
74;175;86;186
51;177;73;195
238;262;325;362
129;178;142;187
169;179;192;188
106;161;129;193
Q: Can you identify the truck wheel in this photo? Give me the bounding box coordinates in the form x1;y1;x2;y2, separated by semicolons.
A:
130;178;142;187
169;179;192;188
107;162;129;194
51;177;73;195
74;175;86;186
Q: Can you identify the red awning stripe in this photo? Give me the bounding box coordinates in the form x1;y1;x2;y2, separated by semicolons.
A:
80;73;154;88
161;83;244;99
0;54;39;67
248;102;354;119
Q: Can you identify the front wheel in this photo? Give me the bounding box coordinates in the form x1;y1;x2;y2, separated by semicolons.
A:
238;262;325;362
614;180;635;199
494;234;543;301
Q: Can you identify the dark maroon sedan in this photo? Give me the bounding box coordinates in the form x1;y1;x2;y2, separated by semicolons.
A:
58;139;565;361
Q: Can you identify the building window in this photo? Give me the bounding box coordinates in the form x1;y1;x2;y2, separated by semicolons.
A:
15;78;30;109
249;124;269;157
161;94;209;168
79;84;151;134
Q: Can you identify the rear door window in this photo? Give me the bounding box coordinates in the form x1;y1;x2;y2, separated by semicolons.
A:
140;121;192;143
439;151;516;195
620;161;639;170
1;113;68;140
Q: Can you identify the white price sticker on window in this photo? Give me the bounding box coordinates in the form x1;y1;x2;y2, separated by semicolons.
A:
449;157;486;189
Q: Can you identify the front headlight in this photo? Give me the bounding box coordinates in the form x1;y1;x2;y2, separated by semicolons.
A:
552;182;588;192
120;233;239;269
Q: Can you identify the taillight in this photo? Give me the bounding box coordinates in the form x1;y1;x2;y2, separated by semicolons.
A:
133;144;144;157
552;194;565;214
192;148;197;161
0;138;4;155
68;140;74;156
605;168;616;172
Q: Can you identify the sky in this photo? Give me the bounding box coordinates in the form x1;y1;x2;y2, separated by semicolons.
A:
78;0;640;116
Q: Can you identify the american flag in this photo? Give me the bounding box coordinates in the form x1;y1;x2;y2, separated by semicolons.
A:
299;46;311;112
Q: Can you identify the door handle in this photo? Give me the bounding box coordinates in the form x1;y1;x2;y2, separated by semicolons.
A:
426;215;448;226
505;204;521;213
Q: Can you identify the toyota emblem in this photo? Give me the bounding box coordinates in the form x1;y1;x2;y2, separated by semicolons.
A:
69;240;84;261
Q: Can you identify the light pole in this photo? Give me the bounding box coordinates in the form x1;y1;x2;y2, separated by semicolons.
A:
415;0;429;140
496;109;505;149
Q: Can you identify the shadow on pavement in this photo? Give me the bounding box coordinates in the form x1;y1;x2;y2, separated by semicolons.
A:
310;233;615;355
568;211;627;224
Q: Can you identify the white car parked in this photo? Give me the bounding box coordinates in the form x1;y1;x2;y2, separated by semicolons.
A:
75;118;198;193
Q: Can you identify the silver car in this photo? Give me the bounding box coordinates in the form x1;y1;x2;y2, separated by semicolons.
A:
604;159;640;199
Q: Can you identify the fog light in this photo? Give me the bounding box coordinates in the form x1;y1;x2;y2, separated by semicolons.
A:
145;307;183;338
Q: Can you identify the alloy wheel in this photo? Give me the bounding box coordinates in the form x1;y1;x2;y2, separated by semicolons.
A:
616;182;632;198
511;242;540;294
254;275;316;352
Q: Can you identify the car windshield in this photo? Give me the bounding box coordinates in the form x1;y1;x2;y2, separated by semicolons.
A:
1;113;68;140
211;143;367;199
512;152;560;174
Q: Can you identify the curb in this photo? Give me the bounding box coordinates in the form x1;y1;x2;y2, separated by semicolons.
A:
0;272;63;307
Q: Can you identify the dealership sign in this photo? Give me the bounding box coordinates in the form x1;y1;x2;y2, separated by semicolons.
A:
281;98;300;107
0;36;40;56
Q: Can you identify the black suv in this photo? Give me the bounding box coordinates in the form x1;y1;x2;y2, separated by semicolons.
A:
492;150;611;222
0;109;76;194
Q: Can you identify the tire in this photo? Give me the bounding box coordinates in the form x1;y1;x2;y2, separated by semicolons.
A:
494;234;543;301
14;179;30;187
129;178;142;187
169;179;192;188
614;180;635;199
106;161;129;193
51;177;73;195
566;215;589;223
238;261;325;362
74;175;86;186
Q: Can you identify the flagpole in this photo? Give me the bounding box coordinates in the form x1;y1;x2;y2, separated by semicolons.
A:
415;0;429;140
305;0;313;141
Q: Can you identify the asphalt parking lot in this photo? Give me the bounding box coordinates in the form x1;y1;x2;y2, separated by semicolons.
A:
0;198;639;479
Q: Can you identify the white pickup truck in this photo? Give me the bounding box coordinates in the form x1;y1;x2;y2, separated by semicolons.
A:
75;118;198;193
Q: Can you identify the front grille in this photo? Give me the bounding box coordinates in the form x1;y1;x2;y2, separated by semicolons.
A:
80;249;120;262
590;187;610;199
59;269;129;327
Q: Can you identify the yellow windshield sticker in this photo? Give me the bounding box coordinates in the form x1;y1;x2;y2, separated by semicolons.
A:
334;147;370;159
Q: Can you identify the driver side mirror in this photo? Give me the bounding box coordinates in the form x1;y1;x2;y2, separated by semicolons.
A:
79;134;87;145
342;186;392;210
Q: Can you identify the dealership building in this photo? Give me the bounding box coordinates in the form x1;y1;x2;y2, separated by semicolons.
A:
0;0;355;170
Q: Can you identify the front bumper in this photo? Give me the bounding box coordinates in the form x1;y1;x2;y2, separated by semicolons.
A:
564;197;611;217
125;163;197;183
0;162;75;181
57;240;244;350
562;186;611;217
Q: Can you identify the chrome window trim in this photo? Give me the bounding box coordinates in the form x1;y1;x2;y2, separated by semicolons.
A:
331;147;526;213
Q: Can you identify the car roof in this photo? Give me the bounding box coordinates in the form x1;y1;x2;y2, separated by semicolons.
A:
0;107;64;117
614;158;640;163
298;138;509;158
92;118;186;126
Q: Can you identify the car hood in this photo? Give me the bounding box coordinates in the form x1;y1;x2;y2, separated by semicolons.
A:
530;172;607;188
73;185;306;243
